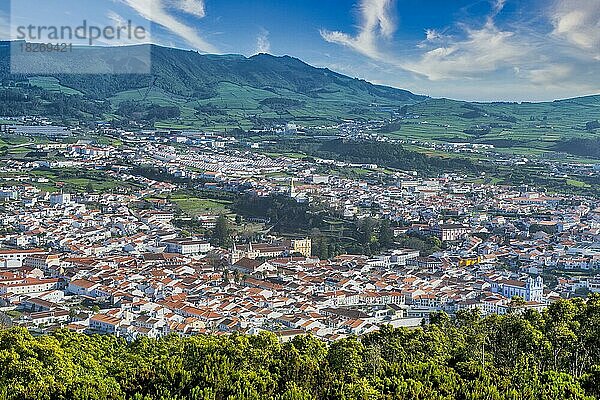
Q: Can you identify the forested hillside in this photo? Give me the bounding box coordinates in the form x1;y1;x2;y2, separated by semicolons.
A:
0;42;423;128
1;41;599;151
317;139;480;174
1;297;600;399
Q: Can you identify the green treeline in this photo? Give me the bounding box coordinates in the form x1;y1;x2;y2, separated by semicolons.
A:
317;139;480;174
0;87;109;119
234;195;407;257
234;193;321;233
265;139;481;175
118;101;181;122
555;138;600;159
3;297;600;399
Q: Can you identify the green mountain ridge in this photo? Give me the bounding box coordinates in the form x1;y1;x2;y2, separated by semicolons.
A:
0;42;424;129
0;41;599;150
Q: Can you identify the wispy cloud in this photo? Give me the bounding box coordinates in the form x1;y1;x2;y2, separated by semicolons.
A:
491;0;507;17
255;28;271;54
120;0;217;53
550;0;600;59
401;0;530;80
526;64;573;85
425;29;442;42
320;0;396;60
102;11;149;45
405;19;527;80
320;0;599;98
172;0;206;18
321;0;525;81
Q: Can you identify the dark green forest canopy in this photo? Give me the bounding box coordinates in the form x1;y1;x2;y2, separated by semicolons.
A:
318;139;480;174
266;138;482;175
3;296;600;399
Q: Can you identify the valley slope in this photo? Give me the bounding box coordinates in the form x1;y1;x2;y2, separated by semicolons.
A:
0;41;599;157
0;42;424;129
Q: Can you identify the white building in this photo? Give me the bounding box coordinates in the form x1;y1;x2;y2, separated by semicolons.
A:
390;249;421;266
0;278;61;295
50;193;72;205
163;239;211;255
0;249;47;267
432;224;470;242
490;276;544;302
89;314;124;335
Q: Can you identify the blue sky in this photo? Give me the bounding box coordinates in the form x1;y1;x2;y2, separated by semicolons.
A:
1;0;599;101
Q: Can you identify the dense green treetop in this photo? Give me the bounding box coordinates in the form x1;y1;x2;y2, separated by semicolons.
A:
3;296;600;399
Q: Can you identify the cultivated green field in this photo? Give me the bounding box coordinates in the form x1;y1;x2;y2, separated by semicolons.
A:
170;195;232;216
385;96;600;154
28;77;83;95
109;80;406;131
21;168;143;193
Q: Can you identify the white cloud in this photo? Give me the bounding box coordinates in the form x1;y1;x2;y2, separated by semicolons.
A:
320;0;526;79
425;29;442;42
319;0;600;99
405;20;527;80
255;29;271;54
171;0;205;18
551;0;600;58
120;0;217;53
107;11;128;27
320;0;396;60
492;0;507;17
103;11;149;45
527;64;573;85
401;0;528;80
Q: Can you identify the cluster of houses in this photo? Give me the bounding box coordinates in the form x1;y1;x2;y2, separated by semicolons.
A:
0;243;556;340
0;132;599;341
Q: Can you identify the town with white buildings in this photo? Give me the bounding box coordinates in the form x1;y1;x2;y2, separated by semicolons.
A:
1;128;599;341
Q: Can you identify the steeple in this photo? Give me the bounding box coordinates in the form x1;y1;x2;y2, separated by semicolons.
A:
289;177;296;197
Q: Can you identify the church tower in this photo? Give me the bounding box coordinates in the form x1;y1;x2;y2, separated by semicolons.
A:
289;177;296;198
